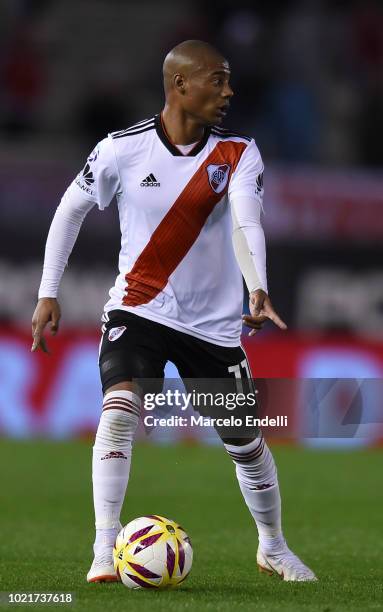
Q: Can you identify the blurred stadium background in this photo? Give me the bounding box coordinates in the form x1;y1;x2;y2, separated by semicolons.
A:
0;0;382;444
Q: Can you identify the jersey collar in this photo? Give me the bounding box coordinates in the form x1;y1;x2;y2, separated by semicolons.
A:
155;113;210;157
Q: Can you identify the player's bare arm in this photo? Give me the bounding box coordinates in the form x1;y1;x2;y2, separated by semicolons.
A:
31;297;61;353
242;289;287;336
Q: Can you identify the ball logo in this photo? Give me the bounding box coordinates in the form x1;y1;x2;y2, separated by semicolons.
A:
108;326;127;342
206;164;231;194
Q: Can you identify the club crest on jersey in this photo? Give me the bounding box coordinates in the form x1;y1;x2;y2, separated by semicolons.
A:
108;326;127;342
206;164;231;194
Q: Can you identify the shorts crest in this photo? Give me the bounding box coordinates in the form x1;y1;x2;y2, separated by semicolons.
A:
108;326;127;342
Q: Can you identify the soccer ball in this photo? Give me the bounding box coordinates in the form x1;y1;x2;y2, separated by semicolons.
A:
113;515;193;589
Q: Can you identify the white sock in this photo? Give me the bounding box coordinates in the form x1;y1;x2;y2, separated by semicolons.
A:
224;436;285;554
92;390;141;554
94;528;120;559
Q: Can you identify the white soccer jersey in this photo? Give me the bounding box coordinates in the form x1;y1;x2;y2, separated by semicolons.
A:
73;114;264;347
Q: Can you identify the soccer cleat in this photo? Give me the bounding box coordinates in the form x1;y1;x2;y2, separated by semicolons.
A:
257;545;317;582
87;523;122;583
87;552;118;583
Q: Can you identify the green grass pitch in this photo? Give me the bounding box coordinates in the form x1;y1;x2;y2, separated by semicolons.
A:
0;440;382;611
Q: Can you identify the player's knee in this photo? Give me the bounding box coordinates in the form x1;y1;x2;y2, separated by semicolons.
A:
220;436;258;446
104;380;138;395
100;352;163;396
217;424;261;446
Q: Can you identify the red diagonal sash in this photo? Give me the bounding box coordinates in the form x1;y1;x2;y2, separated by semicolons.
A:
123;140;247;307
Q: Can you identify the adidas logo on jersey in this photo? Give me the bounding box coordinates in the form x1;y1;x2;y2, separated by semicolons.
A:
140;173;160;187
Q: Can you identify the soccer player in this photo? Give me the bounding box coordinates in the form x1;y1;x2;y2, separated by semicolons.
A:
32;40;316;582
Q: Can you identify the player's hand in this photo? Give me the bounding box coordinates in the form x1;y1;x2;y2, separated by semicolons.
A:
242;289;287;336
31;298;61;353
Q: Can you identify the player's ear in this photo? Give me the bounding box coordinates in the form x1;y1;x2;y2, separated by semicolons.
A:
174;73;186;94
